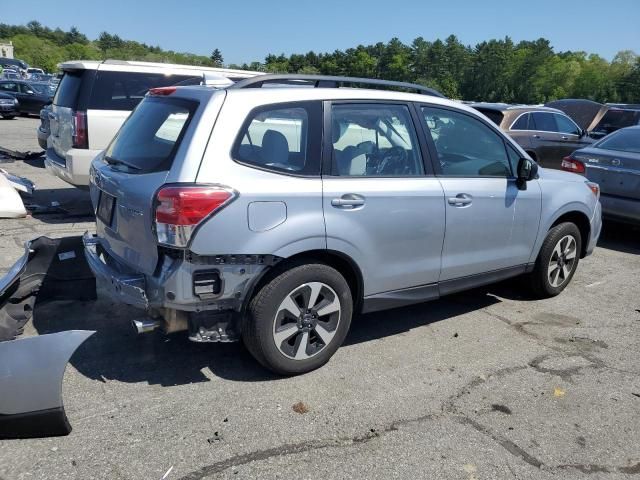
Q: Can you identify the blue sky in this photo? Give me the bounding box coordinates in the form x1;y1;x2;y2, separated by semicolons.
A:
3;0;639;63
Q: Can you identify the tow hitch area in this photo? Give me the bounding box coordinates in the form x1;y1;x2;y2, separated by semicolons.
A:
0;330;95;439
0;236;97;342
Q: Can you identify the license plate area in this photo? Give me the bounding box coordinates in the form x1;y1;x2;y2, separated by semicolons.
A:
97;190;116;226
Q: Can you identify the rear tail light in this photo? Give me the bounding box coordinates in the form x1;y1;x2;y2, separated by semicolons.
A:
72;110;88;148
561;156;585;174
154;185;237;247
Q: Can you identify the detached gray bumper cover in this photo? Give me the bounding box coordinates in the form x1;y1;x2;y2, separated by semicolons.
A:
0;241;29;299
83;233;149;309
0;330;95;438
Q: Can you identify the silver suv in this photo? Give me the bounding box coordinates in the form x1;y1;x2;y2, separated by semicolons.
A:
84;75;602;375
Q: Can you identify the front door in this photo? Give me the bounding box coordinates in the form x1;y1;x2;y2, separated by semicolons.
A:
419;105;541;283
322;102;446;297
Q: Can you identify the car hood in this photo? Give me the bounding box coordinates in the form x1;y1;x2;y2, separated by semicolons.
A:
537;167;584;183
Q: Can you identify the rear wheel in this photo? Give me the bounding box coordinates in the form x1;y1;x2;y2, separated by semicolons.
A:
243;263;353;375
525;222;581;298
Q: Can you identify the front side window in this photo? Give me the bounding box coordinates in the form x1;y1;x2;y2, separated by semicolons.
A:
234;104;318;175
555;114;581;135
531;112;557;132
330;104;423;176
0;82;17;92
422;106;512;177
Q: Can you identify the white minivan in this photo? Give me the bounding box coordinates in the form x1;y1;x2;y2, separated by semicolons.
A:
45;59;260;187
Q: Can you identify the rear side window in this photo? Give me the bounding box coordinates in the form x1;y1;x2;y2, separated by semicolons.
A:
89;71;198;111
233;102;321;175
53;71;85;108
476;109;504;127
511;113;530;130
104;97;197;173
531;112;557;132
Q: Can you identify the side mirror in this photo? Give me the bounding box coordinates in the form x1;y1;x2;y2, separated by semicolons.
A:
516;157;538;189
25;90;34;95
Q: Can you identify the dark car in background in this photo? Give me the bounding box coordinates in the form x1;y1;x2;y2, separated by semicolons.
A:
563;126;640;224
0;80;52;115
0;92;19;119
471;103;593;169
547;99;640;140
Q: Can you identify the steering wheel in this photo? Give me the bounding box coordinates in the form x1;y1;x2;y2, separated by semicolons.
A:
374;147;409;175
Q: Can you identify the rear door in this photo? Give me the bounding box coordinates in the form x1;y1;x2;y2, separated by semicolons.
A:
420;105;541;283
91;95;200;274
322;102;445;297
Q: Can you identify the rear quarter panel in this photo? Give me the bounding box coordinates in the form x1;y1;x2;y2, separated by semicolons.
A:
189;92;325;258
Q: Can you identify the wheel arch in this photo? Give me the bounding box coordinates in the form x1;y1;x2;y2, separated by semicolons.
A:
240;249;365;315
549;210;591;258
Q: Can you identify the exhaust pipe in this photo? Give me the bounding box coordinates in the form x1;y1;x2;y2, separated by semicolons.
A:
132;318;161;334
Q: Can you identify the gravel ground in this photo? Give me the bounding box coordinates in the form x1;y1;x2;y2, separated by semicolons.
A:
1;117;639;480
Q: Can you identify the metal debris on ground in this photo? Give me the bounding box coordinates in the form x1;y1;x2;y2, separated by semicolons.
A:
0;168;35;195
0;146;45;161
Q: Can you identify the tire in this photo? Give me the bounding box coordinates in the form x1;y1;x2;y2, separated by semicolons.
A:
1;114;15;120
525;222;582;298
243;262;353;375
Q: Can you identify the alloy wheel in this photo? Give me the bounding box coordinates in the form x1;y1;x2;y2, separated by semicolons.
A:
547;234;578;288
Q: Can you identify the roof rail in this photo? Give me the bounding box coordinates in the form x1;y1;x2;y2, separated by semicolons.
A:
229;74;445;98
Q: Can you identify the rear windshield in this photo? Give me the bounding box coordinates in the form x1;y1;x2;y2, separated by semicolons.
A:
595;129;640;154
53;71;86;108
104;96;197;173
89;71;199;111
475;109;504;126
593;110;640;135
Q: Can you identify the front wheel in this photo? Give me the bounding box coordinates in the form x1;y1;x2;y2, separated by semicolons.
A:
243;263;353;375
1;114;15;119
525;222;582;298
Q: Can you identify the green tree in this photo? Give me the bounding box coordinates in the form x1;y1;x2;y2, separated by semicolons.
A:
210;48;223;67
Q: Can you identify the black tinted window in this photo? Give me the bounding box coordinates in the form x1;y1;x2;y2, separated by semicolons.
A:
89;71;197;111
593;110;640;135
53;71;85;108
511;113;530;130
104;97;196;173
555;114;581;135
531;112;557;132
596;129;640;154
0;82;18;92
476;109;504;127
234;102;320;175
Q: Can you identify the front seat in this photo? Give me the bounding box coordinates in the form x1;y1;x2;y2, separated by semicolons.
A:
260;130;289;166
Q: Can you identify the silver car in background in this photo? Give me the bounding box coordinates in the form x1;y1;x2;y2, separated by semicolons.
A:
563;126;640;224
84;74;602;375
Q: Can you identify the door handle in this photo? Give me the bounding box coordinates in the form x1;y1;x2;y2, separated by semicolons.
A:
447;194;473;207
532;134;541;139
561;135;569;140
331;194;365;208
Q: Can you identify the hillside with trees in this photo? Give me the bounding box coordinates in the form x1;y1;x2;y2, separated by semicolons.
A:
2;21;639;104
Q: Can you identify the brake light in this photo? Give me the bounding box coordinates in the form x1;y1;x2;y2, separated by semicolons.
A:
148;86;177;96
561;156;585;174
154;185;236;247
72;110;88;148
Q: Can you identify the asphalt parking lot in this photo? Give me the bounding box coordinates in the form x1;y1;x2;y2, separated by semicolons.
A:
1;117;639;480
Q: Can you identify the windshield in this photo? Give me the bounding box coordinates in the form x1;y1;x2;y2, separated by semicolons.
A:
28;83;48;95
595;129;640;154
104;96;197;173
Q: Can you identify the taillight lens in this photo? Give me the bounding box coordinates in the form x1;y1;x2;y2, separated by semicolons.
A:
561;156;585;174
72;110;88;148
148;86;177;96
154;185;236;247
